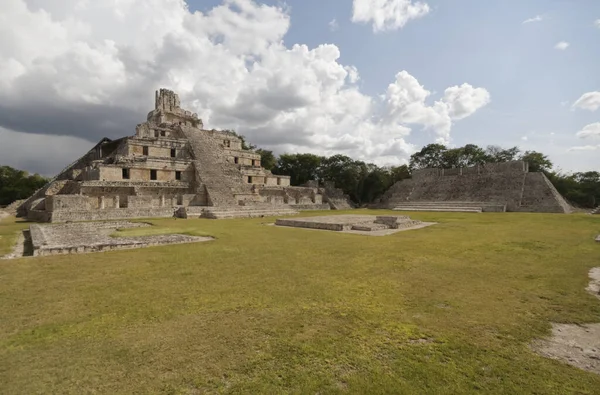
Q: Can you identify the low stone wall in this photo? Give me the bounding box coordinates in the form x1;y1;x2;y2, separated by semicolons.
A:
28;210;51;222
289;204;331;211
46;195;91;212
48;207;176;223
275;218;345;231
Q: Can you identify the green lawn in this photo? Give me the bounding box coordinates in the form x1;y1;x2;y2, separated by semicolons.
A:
1;210;599;394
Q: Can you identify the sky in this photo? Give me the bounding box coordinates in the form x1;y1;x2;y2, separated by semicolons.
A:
0;0;599;176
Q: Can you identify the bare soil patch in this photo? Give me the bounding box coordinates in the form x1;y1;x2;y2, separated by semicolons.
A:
533;268;600;374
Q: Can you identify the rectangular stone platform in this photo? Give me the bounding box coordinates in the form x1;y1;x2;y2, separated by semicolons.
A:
274;215;434;236
28;221;212;256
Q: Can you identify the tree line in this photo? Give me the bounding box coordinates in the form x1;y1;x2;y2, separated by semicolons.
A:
254;143;599;208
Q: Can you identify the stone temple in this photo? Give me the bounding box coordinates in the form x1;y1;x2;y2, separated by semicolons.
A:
18;89;351;222
378;161;572;213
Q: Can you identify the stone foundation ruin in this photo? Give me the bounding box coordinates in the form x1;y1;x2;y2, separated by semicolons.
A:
378;161;572;213
17;89;352;222
2;221;213;258
275;215;434;236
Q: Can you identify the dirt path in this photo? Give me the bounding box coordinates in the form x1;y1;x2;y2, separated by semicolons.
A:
532;268;600;374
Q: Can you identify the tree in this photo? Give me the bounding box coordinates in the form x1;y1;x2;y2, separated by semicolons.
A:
0;166;48;206
455;144;489;167
359;166;393;204
272;153;323;186
485;145;520;162
319;155;368;202
389;165;411;183
409;144;447;170
547;170;600;209
519;151;553;172
256;149;277;170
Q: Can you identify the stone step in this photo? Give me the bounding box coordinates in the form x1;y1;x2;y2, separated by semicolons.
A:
392;201;506;212
393;207;482;213
392;201;497;207
351;223;389;231
201;209;299;219
183;206;299;219
590;207;600;215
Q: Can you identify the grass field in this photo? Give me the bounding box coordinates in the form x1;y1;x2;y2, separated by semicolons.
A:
1;210;599;394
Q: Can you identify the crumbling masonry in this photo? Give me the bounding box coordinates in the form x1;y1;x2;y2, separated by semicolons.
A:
18;89;350;222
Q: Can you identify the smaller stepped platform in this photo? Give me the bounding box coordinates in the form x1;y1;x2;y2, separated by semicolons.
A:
393;201;506;213
181;206;300;219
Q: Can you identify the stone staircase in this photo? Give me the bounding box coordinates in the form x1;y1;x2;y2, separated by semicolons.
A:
182;206;299;219
17;144;97;217
393;201;506;213
590;206;600;215
519;173;573;213
179;126;250;206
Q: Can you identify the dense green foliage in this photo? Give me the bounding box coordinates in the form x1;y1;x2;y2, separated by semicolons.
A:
255;149;277;170
547;171;600;208
408;144;543;170
271;153;410;204
0;166;48;206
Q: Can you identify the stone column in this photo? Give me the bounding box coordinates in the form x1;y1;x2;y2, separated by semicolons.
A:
99;196;105;209
160;195;165;207
114;195;120;209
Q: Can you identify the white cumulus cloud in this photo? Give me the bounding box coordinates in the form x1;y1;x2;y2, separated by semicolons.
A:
568;145;600;152
522;15;543;24
573;91;600;111
442;84;491;120
576;122;600;140
329;18;339;31
555;41;570;50
384;72;490;144
0;0;489;174
351;0;430;32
